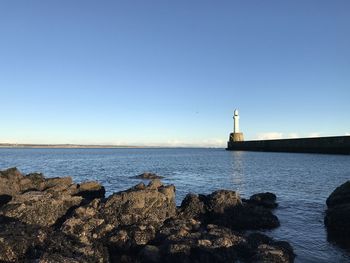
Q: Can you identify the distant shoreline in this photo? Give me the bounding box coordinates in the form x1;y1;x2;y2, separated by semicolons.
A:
0;143;218;149
0;144;141;149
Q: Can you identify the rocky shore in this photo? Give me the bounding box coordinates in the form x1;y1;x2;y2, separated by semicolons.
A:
325;180;350;244
0;168;295;262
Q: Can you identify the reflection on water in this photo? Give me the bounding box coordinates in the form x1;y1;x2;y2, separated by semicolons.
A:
0;148;350;262
230;151;245;193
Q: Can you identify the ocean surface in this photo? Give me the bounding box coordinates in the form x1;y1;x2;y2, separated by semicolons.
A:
0;148;349;262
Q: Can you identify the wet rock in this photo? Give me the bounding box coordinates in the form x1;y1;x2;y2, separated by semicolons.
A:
326;181;350;208
245;233;295;263
178;190;279;230
325;181;350;237
131;172;164;180
249;192;278;209
74;181;106;200
227;204;280;230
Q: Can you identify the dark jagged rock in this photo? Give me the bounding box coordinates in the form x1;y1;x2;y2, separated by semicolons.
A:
179;190;280;230
206;190;242;214
0;168;105;227
177;193;206;219
326;181;350;208
325;181;350;239
0;190;83;227
249;192;278;209
61;179;176;245
131;172;164;180
0;216;47;262
0;168;293;262
38;231;110;263
244;233;295;263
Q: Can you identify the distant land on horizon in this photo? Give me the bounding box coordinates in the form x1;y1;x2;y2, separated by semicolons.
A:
0;143;219;149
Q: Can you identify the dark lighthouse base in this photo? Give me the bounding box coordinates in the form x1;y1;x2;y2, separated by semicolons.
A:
226;136;350;155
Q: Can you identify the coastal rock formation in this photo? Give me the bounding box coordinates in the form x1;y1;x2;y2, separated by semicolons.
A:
0;167;294;262
0;167;105;227
61;179;176;245
325;181;350;237
178;191;279;230
131;172;164;180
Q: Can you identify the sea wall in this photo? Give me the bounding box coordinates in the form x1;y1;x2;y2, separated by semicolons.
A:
226;136;350;155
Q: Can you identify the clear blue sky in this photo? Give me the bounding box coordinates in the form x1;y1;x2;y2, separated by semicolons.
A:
0;1;349;146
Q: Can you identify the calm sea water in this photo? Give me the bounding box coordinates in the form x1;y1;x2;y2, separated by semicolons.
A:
0;148;349;262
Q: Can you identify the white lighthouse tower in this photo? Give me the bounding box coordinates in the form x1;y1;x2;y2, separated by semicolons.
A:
234;109;239;133
229;109;244;143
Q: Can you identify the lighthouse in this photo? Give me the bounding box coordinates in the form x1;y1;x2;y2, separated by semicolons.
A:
234;109;239;133
229;109;244;143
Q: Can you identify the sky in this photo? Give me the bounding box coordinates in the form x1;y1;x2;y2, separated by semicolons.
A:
0;1;349;147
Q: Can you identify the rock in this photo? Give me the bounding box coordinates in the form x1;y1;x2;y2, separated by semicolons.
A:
102;182;176;227
206;190;242;214
0;167;23;196
325;181;350;238
0;168;105;227
245;233;295;263
131;172;164;180
326;181;350;208
0;216;47;262
61;180;176;245
0;194;12;208
39;231;110;263
74;181;106;200
249;192;278;209
0;168;293;262
0;190;83;227
178;193;206;219
179;190;279;230
139;245;161;263
153;218;243;263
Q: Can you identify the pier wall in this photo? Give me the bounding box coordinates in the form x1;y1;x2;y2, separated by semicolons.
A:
226;136;350;155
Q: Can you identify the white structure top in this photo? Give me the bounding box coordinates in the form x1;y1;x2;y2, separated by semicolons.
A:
233;109;239;133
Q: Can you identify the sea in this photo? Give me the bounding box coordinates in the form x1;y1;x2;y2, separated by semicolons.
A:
0;148;349;262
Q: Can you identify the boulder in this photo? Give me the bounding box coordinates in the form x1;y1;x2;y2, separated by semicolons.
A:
249;192;278;209
325;181;350;237
244;233;295;263
178;193;206;219
178;190;279;230
131;172;164;180
61;180;176;244
326;181;350;208
0;190;83;227
102;180;175;226
206;190;242;214
0;168;105;227
0;167;23;196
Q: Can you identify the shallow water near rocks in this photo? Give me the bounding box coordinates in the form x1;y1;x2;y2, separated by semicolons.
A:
0;148;349;262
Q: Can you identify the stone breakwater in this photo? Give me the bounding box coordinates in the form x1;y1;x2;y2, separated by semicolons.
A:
0;168;295;263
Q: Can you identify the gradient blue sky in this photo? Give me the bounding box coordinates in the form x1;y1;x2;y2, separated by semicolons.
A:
1;1;349;147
